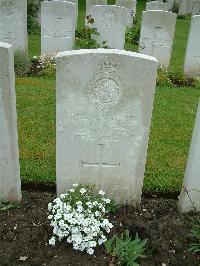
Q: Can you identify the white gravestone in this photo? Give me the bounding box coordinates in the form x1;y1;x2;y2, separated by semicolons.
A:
41;1;76;55
0;42;21;203
167;0;175;11
139;11;177;68
116;0;137;27
56;49;158;206
89;5;127;49
0;0;27;53
146;1;168;11
192;0;200;15
51;0;78;28
178;0;193;15
184;15;200;78
86;0;107;17
178;102;200;213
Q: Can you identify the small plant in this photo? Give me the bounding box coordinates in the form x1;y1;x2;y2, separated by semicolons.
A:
125;19;141;46
75;15;108;49
14;50;30;77
48;184;113;255
157;67;173;86
0;202;20;211
188;219;200;254
168;70;198;87
105;230;147;266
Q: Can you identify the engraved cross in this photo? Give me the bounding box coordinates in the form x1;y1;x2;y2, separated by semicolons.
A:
81;144;120;182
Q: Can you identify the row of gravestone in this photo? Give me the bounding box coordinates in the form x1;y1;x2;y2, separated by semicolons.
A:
159;0;200;15
0;42;199;213
0;0;199;78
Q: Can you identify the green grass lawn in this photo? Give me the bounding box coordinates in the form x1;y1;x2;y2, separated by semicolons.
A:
18;0;200;193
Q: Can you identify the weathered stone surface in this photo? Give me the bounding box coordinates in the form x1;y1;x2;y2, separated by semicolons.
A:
52;0;78;28
116;0;137;27
192;0;200;15
167;0;175;11
86;0;107;16
184;15;200;78
56;49;158;206
139;10;177;68
178;101;200;213
146;1;168;11
89;5;127;49
178;0;193;15
41;1;76;55
0;42;21;203
0;0;27;52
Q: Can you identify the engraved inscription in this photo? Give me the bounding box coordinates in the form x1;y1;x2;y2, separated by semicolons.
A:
2;31;16;43
104;10;117;27
45;17;71;38
154;27;162;39
140;27;171;53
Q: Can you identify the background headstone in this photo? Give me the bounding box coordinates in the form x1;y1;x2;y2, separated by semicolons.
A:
184;15;200;77
89;5;127;49
0;42;21;203
116;0;137;27
51;0;78;28
178;0;193;15
167;0;176;11
0;0;28;53
178;101;200;213
56;49;158;206
146;1;168;11
86;0;107;17
41;1;76;55
192;0;200;15
139;10;177;68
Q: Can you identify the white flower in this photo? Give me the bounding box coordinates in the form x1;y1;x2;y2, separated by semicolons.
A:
80;188;87;194
49;236;56;246
48;185;113;255
73;183;79;187
59;220;65;227
89;241;97;247
105;198;111;204
86;202;93;208
93;201;98;206
98;237;107;245
55;213;62;220
95;211;100;217
77;205;83;212
48;215;53;220
99;190;105;196
48;203;53;211
87;248;94;255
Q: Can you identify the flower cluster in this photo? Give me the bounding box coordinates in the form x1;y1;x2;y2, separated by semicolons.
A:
28;54;56;77
48;184;113;255
32;54;56;71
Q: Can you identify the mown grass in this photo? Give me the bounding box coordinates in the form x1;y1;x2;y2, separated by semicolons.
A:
18;0;200;193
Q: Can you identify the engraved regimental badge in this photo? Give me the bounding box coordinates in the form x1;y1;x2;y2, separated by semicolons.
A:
86;57;124;110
